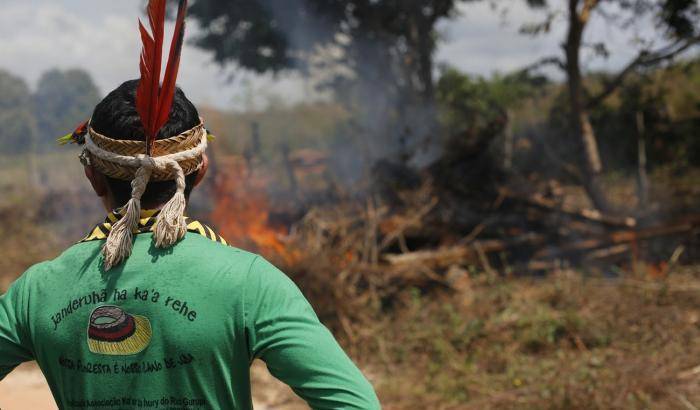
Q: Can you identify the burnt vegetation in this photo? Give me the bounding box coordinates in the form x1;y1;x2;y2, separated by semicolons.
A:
1;0;700;408
189;1;700;407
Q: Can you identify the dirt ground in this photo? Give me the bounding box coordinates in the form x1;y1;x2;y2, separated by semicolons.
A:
0;361;307;410
0;363;55;409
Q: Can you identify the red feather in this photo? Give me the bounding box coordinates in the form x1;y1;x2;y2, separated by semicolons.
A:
156;0;188;132
135;0;188;156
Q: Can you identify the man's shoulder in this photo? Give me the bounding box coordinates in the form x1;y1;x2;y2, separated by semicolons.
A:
22;240;102;277
176;232;260;267
23;231;260;281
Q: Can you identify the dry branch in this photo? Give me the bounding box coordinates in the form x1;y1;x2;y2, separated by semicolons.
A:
501;188;637;228
384;236;545;269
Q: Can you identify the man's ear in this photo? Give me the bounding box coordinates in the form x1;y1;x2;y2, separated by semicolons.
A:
194;154;209;187
84;165;108;197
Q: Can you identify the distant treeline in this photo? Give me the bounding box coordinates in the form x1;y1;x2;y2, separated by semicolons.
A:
1;58;698;176
0;69;100;153
436;57;700;175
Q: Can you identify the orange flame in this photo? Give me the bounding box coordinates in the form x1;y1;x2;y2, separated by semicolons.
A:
211;157;294;262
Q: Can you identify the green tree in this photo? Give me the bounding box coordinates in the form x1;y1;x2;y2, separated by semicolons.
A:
437;68;546;135
522;0;700;213
0;70;38;154
188;0;465;99
34;69;100;148
187;1;473;160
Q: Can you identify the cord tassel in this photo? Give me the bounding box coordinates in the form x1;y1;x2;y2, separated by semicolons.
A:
102;159;153;270
84;126;207;270
153;161;188;248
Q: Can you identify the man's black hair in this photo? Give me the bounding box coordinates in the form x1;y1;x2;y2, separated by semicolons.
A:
90;80;201;209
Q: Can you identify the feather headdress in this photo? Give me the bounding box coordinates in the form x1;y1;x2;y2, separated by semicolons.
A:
137;0;188;156
59;0;190;149
59;0;212;270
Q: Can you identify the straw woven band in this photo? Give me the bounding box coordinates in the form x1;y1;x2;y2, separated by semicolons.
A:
83;121;209;271
86;121;206;181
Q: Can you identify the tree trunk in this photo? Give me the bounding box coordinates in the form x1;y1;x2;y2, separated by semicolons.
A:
26;121;41;190
636;111;649;210
504;109;514;172
280;143;300;203
565;0;613;213
406;11;435;102
417;25;434;102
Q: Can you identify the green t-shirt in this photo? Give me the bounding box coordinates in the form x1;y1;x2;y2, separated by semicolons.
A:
0;212;379;410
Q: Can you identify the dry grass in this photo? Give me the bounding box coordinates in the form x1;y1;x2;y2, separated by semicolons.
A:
333;267;700;409
2;153;699;409
282;202;700;409
0;194;62;289
0;152;108;289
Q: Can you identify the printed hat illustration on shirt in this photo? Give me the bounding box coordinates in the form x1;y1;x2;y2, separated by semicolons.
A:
87;305;152;356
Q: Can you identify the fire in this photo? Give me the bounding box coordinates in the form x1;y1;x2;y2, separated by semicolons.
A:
211;156;294;262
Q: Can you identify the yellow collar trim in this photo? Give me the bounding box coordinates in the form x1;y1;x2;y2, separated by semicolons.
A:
81;210;228;246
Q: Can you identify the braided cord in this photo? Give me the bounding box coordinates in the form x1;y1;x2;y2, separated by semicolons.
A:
84;126;208;270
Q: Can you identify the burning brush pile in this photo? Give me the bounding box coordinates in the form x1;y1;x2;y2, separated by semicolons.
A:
209;150;700;350
203;141;700;407
211;156;293;260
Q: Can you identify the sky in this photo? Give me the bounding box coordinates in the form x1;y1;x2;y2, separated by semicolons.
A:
0;0;683;111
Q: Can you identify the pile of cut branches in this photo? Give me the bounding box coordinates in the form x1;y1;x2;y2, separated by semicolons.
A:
280;177;700;344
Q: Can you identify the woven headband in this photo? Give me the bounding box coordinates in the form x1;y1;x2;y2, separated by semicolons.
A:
81;121;209;270
57;0;203;270
85;121;207;181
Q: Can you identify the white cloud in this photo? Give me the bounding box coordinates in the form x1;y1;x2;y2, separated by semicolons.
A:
0;0;307;110
0;0;690;110
436;2;558;75
435;0;664;79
